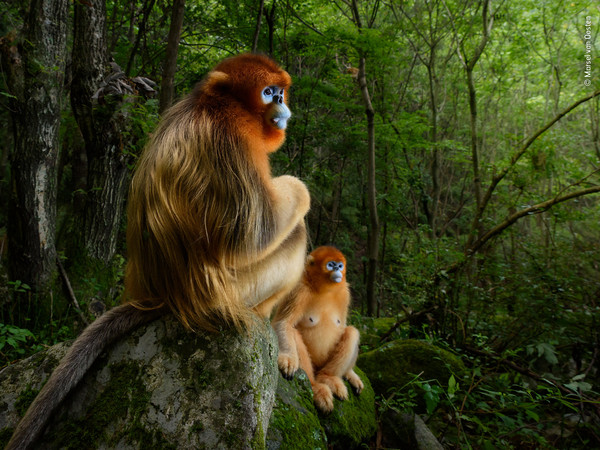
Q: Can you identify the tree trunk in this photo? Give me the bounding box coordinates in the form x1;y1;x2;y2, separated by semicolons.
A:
357;55;380;317
159;0;186;114
1;0;69;290
71;0;133;264
251;0;265;52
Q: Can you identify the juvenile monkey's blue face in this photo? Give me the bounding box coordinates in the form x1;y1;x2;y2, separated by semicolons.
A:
326;261;345;283
262;85;291;130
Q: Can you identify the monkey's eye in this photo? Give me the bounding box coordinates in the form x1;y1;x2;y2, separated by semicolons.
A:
261;85;283;104
326;262;336;271
338;263;344;271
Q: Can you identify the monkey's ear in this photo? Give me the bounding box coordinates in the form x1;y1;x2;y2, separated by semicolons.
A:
306;255;315;265
205;71;231;90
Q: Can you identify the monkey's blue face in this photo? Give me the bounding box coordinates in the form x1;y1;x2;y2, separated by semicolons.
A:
326;261;345;283
262;85;291;130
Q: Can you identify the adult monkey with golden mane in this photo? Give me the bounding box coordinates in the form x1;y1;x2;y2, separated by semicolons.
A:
7;54;309;450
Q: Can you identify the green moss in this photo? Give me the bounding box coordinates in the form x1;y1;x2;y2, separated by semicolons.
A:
46;361;164;449
320;367;377;449
251;411;266;450
357;339;465;398
190;420;204;433
14;385;39;417
351;316;405;351
0;427;14;449
267;372;328;449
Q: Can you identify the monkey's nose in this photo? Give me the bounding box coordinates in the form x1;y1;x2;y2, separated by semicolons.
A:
273;95;283;104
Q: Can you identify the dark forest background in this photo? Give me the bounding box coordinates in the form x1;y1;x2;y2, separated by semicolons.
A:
0;0;599;447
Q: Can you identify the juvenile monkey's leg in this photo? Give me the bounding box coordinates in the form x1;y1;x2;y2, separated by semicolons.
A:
295;328;315;381
344;368;364;394
315;326;361;400
295;334;334;412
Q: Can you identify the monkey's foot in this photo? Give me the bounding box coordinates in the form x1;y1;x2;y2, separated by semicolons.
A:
312;382;334;413
345;369;364;395
317;374;348;401
277;353;299;380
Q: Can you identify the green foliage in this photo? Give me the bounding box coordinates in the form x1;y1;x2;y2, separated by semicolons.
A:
2;0;600;447
0;324;38;362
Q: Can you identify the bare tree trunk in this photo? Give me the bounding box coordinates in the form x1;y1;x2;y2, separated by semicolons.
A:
71;0;135;264
265;2;277;56
445;0;493;245
125;0;156;76
1;0;69;290
357;55;380;317
349;0;380;316
252;0;265;52
159;0;186;114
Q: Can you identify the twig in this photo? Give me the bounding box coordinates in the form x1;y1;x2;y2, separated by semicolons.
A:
56;258;89;325
379;306;437;343
464;345;600;418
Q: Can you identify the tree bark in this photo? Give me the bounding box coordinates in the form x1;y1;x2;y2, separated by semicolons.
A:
357;55;380;317
1;0;69;290
251;0;266;52
159;0;186;114
445;0;493;245
71;0;134;264
350;0;380;317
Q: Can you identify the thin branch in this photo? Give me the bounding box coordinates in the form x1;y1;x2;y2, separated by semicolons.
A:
478;89;600;219
464;345;600;418
56;258;89;325
469;185;600;256
285;2;324;36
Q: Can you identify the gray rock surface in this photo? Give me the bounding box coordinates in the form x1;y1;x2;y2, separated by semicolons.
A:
0;315;278;449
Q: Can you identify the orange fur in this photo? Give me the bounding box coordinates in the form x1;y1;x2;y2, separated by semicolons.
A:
125;54;309;332
273;246;364;412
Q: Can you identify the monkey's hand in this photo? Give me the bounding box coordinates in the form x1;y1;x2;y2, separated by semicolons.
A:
277;352;299;380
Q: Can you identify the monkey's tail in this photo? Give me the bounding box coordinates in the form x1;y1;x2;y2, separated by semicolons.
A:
6;303;165;450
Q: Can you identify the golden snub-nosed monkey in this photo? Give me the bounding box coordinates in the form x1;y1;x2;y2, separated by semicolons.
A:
273;246;363;413
7;53;309;450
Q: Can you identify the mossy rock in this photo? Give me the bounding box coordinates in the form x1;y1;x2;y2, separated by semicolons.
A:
319;367;377;449
267;367;376;450
0;315;279;449
357;339;465;398
350;316;404;351
266;371;328;449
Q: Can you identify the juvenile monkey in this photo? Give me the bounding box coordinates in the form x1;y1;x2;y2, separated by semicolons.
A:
273;246;364;412
7;54;309;450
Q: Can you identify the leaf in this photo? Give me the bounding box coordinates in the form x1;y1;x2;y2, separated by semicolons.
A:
525;409;540;422
448;374;458;399
535;342;558;365
424;390;439;415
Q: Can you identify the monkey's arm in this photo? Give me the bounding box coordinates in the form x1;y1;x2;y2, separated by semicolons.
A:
6;304;164;450
235;175;310;314
251;175;310;265
272;285;311;378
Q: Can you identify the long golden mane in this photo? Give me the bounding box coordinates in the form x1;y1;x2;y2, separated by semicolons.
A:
124;56;290;331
